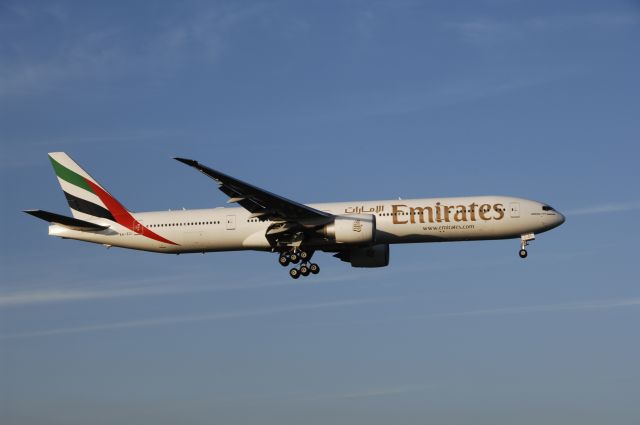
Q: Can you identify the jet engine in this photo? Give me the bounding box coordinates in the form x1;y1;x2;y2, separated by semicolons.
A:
334;244;390;267
322;214;375;244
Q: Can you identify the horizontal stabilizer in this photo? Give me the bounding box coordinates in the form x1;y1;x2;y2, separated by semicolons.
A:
24;210;109;231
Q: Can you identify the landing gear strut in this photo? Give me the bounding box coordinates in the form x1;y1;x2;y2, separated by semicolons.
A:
519;233;535;259
279;249;319;279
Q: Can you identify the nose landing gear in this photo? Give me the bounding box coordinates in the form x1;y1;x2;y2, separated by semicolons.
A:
519;233;535;259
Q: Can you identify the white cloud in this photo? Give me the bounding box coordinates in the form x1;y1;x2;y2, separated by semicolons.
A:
437;297;640;318
0;296;395;339
0;28;127;97
444;12;640;43
307;73;561;123
0;3;268;97
443;19;511;43
0;255;383;309
317;384;429;400
354;296;640;326
0;285;187;308
527;12;640;31
0;273;295;308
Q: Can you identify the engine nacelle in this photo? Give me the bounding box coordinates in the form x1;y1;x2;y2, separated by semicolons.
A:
323;214;375;245
344;244;390;268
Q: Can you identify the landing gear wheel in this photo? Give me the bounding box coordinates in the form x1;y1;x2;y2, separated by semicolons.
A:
300;265;310;276
299;250;310;261
309;263;320;274
289;252;300;264
289;267;300;279
278;254;290;267
519;249;528;259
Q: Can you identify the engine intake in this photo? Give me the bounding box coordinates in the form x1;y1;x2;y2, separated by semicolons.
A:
323;214;375;244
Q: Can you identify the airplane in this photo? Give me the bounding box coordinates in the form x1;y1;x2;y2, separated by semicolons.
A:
25;153;565;279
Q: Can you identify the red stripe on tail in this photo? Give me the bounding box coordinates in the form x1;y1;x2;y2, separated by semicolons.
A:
85;179;178;246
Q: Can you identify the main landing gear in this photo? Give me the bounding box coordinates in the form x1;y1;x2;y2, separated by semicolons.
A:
519;233;535;259
279;250;320;279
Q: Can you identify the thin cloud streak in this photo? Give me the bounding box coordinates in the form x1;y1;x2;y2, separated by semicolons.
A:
0;285;195;308
1;296;397;339
0;279;296;308
308;74;559;123
310;384;431;401
0;256;392;309
352;297;640;326
565;201;640;216
444;12;640;43
0;272;296;308
437;297;640;318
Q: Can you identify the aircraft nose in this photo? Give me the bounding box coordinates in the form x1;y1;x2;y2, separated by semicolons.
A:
556;211;566;226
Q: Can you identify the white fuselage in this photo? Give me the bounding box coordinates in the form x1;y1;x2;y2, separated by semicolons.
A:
48;196;565;254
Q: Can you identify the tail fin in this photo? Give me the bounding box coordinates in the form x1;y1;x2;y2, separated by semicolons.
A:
48;152;130;222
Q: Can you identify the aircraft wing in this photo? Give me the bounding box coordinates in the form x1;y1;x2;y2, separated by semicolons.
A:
174;158;333;222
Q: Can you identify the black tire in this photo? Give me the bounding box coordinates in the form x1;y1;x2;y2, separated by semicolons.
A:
519;249;528;258
290;253;300;264
309;263;320;274
300;265;310;276
279;254;290;267
299;250;310;260
289;268;300;279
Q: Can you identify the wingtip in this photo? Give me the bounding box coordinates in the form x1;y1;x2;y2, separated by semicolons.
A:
173;157;198;166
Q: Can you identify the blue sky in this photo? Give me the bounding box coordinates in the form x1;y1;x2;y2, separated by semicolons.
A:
1;1;639;423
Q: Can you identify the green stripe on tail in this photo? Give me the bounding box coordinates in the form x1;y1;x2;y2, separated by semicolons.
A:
49;155;94;193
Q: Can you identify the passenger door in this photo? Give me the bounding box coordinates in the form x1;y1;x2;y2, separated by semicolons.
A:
226;215;236;230
509;202;520;218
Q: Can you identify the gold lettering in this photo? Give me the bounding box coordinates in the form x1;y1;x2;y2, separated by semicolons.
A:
409;207;421;224
468;203;478;221
493;203;505;220
479;203;492;220
454;205;467;222
444;205;454;222
435;202;442;222
410;206;434;223
392;204;408;224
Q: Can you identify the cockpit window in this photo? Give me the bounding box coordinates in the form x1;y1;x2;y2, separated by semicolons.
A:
542;205;555;211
